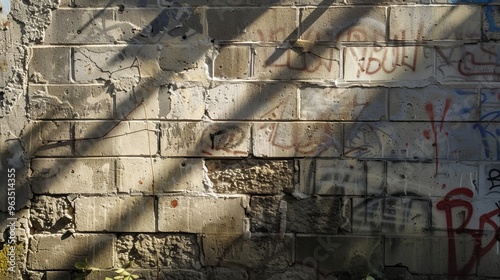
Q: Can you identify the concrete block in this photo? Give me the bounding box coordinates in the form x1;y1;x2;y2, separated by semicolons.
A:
315;159;366;195
116;8;204;44
30;196;74;232
387;161;478;197
254;46;340;80
44;9;118;44
385;236;475;275
390;6;481;41
367;161;385;195
157;195;248;233
75;196;155;232
158;270;203;280
73;46;160;84
29;85;113;119
214;46;250;79
300;87;387;121
286;196;344;233
479;163;500;198
253;122;342;157
483;5;500;41
295;235;382;277
301;7;386;42
249;265;319;280
28;47;70;83
352;197;431;234
31;158;115;194
160;122;250;157
249;195;283;232
207;8;296;41
165;0;293;5
344;46;433;82
436;44;500;83
45;271;71;280
158;45;209;75
206;83;297;120
477;232;500;277
298;159;315;195
28;234;114;270
71;0;157;7
480;89;500;121
389;87;479;121
116;234;201;269
345;122;490;160
74;121;158;156
28;121;73;157
204;267;248;280
116;157;204;194
205;160;293;194
202;234;293;270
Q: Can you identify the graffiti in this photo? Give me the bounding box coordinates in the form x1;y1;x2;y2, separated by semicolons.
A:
472;91;500;160
353;195;431;233
437;44;500;79
201;124;247;156
436;188;500;276
423;98;452;175
487;168;500;195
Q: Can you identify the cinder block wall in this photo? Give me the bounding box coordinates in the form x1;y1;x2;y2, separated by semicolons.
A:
1;0;500;279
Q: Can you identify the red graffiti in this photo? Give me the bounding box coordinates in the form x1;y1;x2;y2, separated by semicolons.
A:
437;188;500;276
424;98;452;175
458;46;500;77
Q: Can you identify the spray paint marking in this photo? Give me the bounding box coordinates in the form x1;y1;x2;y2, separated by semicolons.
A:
424;98;452;175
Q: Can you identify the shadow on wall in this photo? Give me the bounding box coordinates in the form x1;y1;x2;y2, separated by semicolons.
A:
2;0;500;278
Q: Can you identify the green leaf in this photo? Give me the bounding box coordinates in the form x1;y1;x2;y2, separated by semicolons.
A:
74;262;87;270
105;278;114;280
131;275;139;279
115;268;125;274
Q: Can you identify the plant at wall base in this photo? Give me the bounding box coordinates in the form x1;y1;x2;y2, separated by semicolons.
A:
106;261;139;280
74;259;94;280
74;260;139;280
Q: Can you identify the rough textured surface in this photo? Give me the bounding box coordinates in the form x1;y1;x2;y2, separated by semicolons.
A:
206;160;293;194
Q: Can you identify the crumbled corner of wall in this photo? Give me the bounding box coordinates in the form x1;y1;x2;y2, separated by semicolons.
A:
10;0;59;43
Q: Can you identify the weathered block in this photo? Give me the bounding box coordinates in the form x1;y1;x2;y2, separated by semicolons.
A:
157;195;248;233
30;196;74;232
285;196;345;233
300;87;387;121
28;121;73;157
205;160;293;194
158;45;209;78
202;234;293;270
28;234;114;270
31;158;115;194
204;267;248;280
29;85;114;119
253;122;342;157
385;236;475;275
352;197;431;234
28;48;70;83
481;89;500;121
301;7;387;42
249;195;283;232
344;46;433;82
389;87;479;121
44;9;116;44
74;121;158;156
315;159;366;195
73;46;160;84
213;46;250;79
479;163;500;198
477;232;500;277
387;161;478;197
158;270;204;280
116;157;204;194
160;122;250;157
367;161;385;195
75;196;155;232
345;122;493;160
254;46;340;80
116;234;201;269
206;83;297;120
436;44;500;83
389;6;481;41
295;235;383;278
207;8;296;41
116;8;205;44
